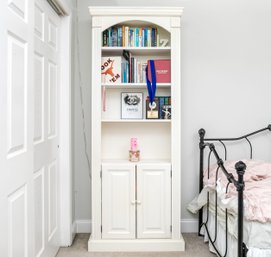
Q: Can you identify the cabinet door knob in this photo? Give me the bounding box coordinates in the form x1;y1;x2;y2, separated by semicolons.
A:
131;201;136;205
137;200;142;205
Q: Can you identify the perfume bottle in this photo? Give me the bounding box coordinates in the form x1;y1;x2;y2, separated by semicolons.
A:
129;138;140;162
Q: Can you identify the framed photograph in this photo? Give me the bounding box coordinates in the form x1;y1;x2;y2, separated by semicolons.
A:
161;105;171;119
121;92;143;119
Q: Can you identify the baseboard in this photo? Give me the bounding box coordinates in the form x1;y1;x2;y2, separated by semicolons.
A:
88;236;185;252
75;219;92;233
74;219;197;234
181;219;198;233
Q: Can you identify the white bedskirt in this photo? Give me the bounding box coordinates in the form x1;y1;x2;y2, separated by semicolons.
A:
202;208;271;257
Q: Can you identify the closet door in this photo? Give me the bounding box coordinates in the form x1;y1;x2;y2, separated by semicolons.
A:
137;163;171;239
102;163;136;239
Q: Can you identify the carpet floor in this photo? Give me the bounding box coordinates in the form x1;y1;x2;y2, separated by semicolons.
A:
56;233;215;257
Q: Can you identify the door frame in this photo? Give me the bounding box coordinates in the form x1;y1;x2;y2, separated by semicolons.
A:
57;1;73;247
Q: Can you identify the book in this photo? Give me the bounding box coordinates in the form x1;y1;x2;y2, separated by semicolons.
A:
146;97;159;119
111;27;118;47
103;30;108;46
118;27;122;47
147;59;171;83
158;97;165;118
101;56;122;83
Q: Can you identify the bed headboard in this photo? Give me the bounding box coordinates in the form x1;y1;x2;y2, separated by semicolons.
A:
199;124;271;161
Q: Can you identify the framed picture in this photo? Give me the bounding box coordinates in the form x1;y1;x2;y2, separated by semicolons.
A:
121;92;143;119
161;105;171;119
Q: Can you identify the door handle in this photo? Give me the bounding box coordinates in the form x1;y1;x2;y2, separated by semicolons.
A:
131;200;141;205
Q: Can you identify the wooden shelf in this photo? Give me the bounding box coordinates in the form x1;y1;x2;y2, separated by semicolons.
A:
102;159;171;164
101;119;171;123
101;83;171;89
101;47;171;55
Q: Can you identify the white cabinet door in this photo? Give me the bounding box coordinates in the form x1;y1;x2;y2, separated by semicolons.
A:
102;163;136;239
137;163;171;239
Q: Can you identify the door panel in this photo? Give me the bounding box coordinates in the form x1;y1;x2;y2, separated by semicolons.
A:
0;1;34;257
137;163;171;239
102;163;136;239
7;33;27;157
34;0;61;256
34;168;45;257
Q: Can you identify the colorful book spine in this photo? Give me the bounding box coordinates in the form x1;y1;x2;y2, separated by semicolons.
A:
122;25;125;47
108;27;112;47
111;27;118;47
159;97;165;118
103;30;108;46
151;28;155;47
139;28;142;47
102;26;160;48
118;27;122;47
125;26;129;47
135;28;139;47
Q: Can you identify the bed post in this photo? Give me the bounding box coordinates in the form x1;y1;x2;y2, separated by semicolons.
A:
235;161;247;257
198;128;206;236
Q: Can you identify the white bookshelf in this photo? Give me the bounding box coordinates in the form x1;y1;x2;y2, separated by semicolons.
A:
89;6;184;252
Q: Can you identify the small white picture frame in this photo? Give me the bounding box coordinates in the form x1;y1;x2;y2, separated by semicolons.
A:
121;92;143;119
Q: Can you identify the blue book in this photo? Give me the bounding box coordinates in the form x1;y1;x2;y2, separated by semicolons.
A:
151;28;155;47
111;27;118;47
159;97;165;119
118;27;122;47
135;28;139;47
108;28;112;47
144;28;148;47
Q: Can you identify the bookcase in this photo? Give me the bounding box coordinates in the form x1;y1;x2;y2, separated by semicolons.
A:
88;6;184;252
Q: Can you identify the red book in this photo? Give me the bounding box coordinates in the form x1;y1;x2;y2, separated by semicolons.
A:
147;59;171;83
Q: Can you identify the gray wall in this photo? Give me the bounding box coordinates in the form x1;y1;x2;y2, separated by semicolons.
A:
73;0;271;228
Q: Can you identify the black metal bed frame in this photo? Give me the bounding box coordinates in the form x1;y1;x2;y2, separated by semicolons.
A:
198;124;271;257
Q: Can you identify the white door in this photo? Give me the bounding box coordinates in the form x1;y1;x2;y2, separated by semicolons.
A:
137;163;172;239
102;163;136;239
33;0;61;256
0;0;35;257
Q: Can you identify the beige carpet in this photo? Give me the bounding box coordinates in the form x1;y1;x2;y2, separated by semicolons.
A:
56;233;215;257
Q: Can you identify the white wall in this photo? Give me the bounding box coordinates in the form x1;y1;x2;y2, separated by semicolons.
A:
73;0;271;232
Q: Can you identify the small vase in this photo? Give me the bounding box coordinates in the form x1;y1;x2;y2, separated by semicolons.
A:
129;150;140;162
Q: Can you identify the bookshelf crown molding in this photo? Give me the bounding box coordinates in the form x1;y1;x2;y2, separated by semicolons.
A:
88;6;184;17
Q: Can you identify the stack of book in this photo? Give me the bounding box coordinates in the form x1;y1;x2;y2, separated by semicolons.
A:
101;54;147;84
103;26;159;47
122;50;147;83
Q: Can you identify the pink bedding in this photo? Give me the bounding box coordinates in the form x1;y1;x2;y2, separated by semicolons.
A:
204;159;271;223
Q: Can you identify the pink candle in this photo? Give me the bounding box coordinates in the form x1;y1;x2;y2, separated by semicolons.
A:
130;138;137;151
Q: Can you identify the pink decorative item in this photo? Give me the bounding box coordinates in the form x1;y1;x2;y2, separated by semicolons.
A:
130;138;137;151
129;138;140;162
